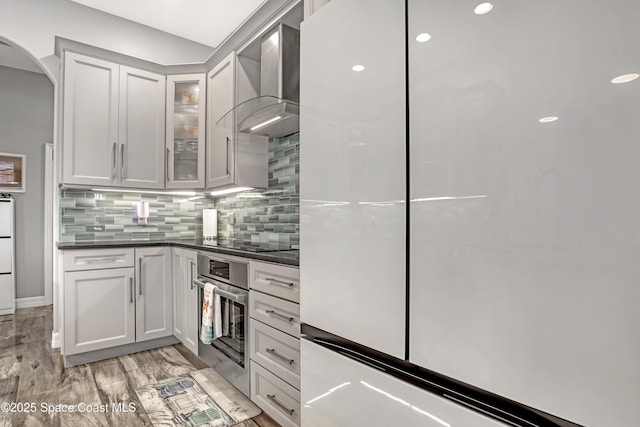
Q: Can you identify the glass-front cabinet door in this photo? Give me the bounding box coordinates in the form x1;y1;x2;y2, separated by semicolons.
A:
166;74;206;188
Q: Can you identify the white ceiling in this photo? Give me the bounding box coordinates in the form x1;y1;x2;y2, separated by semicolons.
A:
0;42;44;74
69;0;268;48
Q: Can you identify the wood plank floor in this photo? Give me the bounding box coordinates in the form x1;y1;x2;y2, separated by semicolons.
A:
0;306;280;427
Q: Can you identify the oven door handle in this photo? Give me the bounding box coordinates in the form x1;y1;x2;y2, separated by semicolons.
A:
193;279;247;304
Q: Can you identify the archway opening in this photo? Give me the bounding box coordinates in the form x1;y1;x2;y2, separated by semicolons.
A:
0;36;55;318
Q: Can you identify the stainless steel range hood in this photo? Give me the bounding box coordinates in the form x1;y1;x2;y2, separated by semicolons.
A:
217;23;300;138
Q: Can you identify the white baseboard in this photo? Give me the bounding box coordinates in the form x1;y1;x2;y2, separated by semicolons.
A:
16;296;47;309
51;331;61;349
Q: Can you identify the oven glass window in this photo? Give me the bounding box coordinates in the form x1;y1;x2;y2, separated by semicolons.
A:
211;298;245;368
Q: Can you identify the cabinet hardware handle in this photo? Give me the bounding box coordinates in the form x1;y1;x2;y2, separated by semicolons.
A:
120;143;125;179
265;277;295;288
189;261;195;290
226;136;230;175
85;256;118;264
266;394;294;416
266;348;295;365
265;309;294;323
112;142;117;179
129;277;133;303
193;279;247;303
139;258;143;296
166;147;170;182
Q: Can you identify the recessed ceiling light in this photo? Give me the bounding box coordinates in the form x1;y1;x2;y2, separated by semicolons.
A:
539;116;559;123
611;73;639;84
474;2;494;15
352;64;365;72
416;33;432;43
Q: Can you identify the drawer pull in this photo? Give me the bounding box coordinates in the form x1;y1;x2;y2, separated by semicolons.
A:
266;394;295;416
139;258;143;296
265;277;295;288
112;142;117;179
85;257;118;264
266;348;295;365
189;261;195;290
265;309;294;323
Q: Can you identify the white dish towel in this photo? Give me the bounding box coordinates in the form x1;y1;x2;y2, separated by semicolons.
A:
200;282;223;344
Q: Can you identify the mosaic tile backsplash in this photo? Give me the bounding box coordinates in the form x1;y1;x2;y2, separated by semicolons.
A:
214;133;299;250
59;190;216;242
59;132;300;247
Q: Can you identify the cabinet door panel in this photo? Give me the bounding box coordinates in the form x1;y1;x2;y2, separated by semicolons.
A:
184;250;199;354
172;248;186;342
408;1;640;425
0;201;13;237
0;239;12;273
0;275;13;312
63;52;119;186
119;66;166;189
136;247;172;341
172;248;198;354
166;75;206;189
299;0;406;358
301;340;507;427
206;54;235;188
64;268;135;355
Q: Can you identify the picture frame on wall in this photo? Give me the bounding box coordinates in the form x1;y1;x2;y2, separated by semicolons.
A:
0;152;26;193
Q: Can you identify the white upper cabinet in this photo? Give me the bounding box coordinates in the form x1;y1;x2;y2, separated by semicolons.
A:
207;53;236;188
63;52;119;187
299;0;406;359
206;52;268;192
62;52;166;189
119;66;166;189
166;74;206;189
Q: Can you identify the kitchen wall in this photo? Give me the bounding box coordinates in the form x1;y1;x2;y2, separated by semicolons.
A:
59;191;216;242
0;65;53;300
215;132;299;250
0;0;215;77
59;132;300;248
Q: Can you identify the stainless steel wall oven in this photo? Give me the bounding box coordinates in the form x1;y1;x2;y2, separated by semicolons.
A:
194;252;249;396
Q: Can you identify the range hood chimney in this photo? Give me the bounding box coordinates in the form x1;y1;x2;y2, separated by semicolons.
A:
217;23;300;138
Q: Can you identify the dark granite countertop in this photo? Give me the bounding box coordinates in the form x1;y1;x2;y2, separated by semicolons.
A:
57;239;299;267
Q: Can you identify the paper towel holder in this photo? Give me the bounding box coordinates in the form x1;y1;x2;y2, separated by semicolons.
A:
136;200;149;225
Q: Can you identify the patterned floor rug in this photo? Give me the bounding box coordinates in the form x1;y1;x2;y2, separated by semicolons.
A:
136;368;261;426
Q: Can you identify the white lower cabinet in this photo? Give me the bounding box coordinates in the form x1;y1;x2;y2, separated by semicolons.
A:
135;247;173;342
64;267;135;354
172;247;199;354
251;361;301;427
250;320;300;389
63;247;172;356
249;260;301;426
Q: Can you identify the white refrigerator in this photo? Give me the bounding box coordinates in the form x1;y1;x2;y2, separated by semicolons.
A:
300;0;640;426
0;197;15;315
